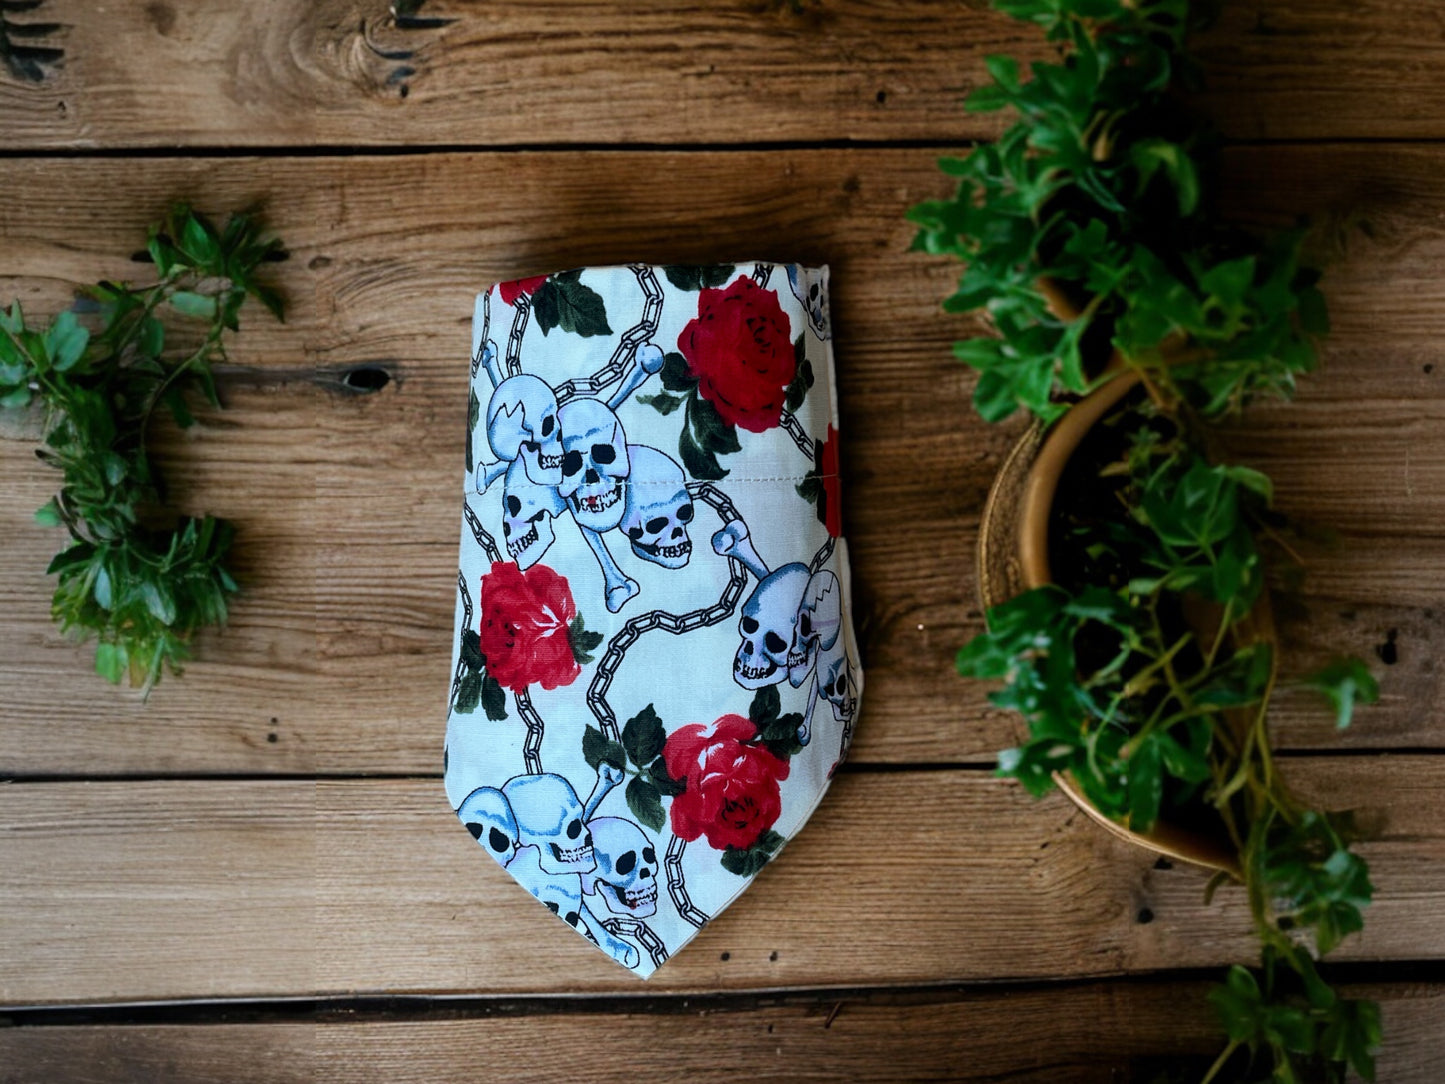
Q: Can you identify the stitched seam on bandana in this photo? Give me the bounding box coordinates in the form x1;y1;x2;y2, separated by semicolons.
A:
471;474;840;494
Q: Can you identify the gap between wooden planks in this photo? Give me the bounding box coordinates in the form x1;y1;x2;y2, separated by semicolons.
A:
0;147;1442;775
0;1;1442;147
1;982;1442;1083
2;763;1443;1005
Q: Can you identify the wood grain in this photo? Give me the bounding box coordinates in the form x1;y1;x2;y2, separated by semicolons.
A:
0;1;1442;148
3;983;1441;1083
0;146;1439;774
3;761;1442;1004
2;146;1442;775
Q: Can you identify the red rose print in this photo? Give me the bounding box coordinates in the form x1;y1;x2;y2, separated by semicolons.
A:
664;714;791;851
478;561;581;692
677;276;796;433
498;275;549;307
819;424;842;538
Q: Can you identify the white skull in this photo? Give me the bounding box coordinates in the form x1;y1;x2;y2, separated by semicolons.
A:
788;266;831;341
619;445;693;569
502;773;595;875
487;375;563;486
509;845;586;932
557;398;630;531
583;817;659;917
817;636;857;722
502;458;566;569
788;570;842;688
456;786;519;869
734;563;811;689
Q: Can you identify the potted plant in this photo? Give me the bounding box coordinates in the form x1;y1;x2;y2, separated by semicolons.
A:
909;1;1383;1080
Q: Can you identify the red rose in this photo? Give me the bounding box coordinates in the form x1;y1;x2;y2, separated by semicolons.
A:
498;275;549;307
819;424;842;538
664;714;790;851
478;561;580;692
677;276;796;433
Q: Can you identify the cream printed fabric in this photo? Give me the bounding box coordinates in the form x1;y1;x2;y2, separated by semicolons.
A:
445;263;862;977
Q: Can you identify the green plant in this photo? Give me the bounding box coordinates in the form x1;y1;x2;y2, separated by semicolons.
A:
909;2;1382;1080
1;205;284;692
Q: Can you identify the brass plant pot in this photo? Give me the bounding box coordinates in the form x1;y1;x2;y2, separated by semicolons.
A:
978;370;1250;876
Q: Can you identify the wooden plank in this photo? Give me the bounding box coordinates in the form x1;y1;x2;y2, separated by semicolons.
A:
2;146;1442;774
0;2;1442;148
3;983;1441;1082
4;761;1442;1003
0;1023;315;1084
0;781;315;1005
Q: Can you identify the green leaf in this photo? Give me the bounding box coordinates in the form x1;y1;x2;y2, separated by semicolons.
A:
659;351;698;393
532;275;611;338
663;265;734;291
1302;658;1380;730
637;391;685;416
180;213;221;266
44;311;89;372
34;498;63;527
582;724;626;771
140;580;178;625
1125;734;1163;831
93;564;113;609
170;291;218;319
678;426;727;481
749;685;781;727
648;755;686;797
719;829;784;877
568;613;604;666
625;777;666;832
687;391;742;456
465;387;480;474
480;674;508;720
622;704;667;766
94;641;127;684
0;385;32;409
785;342;813;412
453;671;481;715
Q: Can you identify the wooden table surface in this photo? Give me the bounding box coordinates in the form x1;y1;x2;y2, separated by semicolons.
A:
2;3;1443;1080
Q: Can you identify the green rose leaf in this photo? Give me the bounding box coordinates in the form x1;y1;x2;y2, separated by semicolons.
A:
678;426;727;481
583;724;626;771
659;351;698;393
532;275;611;338
622;703;667;765
648;755;686;797
568;614;605;666
480;674;508;721
719;829;784;877
453;671;482;715
466;387;480;473
687;392;742;456
749;685;781;727
625;777;666;832
663;265;735;292
637;391;685;416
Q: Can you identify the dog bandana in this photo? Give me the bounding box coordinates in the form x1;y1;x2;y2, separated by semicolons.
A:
444;263;862;978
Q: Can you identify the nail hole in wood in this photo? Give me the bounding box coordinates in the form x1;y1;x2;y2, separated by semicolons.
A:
343;367;392;393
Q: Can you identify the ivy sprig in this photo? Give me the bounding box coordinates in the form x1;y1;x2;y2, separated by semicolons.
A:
922;1;1385;1079
0;205;284;692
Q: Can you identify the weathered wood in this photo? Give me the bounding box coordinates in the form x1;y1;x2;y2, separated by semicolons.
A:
0;1023;316;1084
2;147;1442;775
3;982;1441;1083
0;2;1442;148
3;761;1442;1004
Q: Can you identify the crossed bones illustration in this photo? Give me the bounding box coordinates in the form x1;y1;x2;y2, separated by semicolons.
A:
473;335;695;613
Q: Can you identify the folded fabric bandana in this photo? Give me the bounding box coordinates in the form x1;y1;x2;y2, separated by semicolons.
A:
444;263;862;978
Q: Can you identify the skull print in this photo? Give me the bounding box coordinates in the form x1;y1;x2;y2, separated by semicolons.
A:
619;445;693;568
557;398;631;532
583;817;659;917
501;458;567;569
487;374;563;486
457;786;519;868
734;563;812;689
502;773;595;875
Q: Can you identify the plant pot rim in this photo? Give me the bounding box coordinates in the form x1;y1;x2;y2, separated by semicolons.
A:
979;371;1245;877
